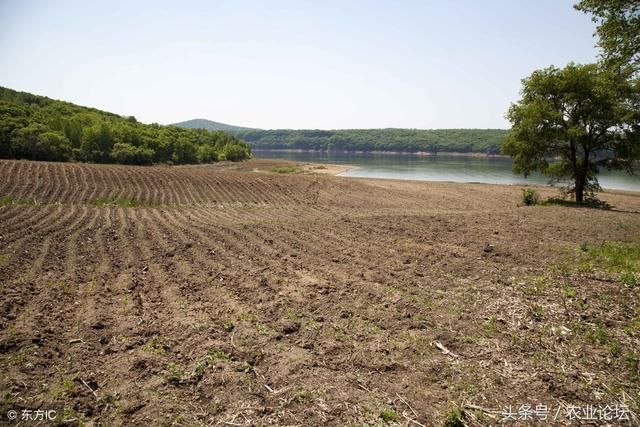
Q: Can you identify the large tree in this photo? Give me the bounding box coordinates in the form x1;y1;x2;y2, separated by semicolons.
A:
502;63;640;203
575;0;640;69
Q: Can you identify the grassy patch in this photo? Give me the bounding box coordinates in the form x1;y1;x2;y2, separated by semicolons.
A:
0;195;37;207
557;241;640;287
268;166;301;174
529;304;545;320
483;315;500;336
379;408;398;423
144;336;170;354
0;196;14;207
208;348;230;360
586;322;610;345
625;351;640;381
624;317;640;336
255;322;272;336
168;348;233;385
621;270;640;288
51;376;77;399
587;241;640;273
443;404;465;427
167;362;187;384
581;241;640;287
522;274;550;296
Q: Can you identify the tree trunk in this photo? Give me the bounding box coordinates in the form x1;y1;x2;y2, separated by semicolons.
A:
575;145;590;204
575;178;584;203
575;161;589;203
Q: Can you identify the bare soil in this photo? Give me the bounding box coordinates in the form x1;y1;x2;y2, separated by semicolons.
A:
0;159;639;426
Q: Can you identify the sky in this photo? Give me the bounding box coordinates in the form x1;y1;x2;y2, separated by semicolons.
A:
0;0;599;129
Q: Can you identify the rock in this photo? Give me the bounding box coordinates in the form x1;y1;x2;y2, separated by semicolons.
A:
91;321;106;329
483;243;494;253
280;320;301;335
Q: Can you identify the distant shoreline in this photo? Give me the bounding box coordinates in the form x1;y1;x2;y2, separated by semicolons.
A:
252;148;508;158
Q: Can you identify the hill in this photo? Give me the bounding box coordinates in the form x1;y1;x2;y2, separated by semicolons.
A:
233;128;509;154
0;87;251;165
174;119;510;154
172;118;255;132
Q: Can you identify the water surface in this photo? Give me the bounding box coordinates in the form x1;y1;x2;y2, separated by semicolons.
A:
254;149;640;192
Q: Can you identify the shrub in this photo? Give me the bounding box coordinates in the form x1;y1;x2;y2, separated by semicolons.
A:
444;405;465;427
379;408;398;423
521;188;538;206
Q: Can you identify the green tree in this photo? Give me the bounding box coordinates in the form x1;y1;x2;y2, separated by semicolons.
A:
223;143;251;161
0;101;29;157
11;125;71;161
111;142;155;165
80;122;114;162
575;0;640;69
171;137;197;164
39;131;72;161
196;144;218;163
502;63;640;203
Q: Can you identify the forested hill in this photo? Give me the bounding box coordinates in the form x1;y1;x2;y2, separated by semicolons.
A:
173;118;255;132
173;119;510;154
0;87;251;165
232;128;508;154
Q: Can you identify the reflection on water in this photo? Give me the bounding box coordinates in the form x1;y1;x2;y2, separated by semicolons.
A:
254;150;640;192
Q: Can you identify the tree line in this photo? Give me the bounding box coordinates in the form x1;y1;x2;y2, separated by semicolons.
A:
230;128;508;154
0;87;252;165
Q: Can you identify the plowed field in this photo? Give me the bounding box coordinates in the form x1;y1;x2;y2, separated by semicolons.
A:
1;159;639;426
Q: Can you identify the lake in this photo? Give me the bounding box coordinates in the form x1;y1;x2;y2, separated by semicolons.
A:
254;149;640;192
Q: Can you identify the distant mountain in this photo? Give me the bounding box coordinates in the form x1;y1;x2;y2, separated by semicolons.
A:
173;118;255;132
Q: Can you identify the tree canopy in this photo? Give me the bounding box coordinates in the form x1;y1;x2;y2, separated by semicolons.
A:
575;0;640;69
502;63;640;202
227;128;508;154
0;87;252;165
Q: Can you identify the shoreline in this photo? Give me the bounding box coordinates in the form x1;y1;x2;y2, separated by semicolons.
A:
270;159;639;195
252;148;507;158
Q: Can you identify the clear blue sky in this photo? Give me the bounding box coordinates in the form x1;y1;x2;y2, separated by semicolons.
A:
0;0;599;129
